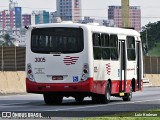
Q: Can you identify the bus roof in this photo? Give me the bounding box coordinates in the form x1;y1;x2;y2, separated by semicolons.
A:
29;22;140;37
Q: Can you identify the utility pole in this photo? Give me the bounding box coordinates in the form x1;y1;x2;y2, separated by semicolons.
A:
121;0;130;27
146;29;148;56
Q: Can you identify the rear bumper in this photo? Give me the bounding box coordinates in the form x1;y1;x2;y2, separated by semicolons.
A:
26;78;93;94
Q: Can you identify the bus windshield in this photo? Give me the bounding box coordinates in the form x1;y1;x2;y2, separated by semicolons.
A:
31;27;84;54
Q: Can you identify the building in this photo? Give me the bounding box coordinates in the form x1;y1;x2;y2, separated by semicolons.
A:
80;17;95;24
50;12;62;23
56;0;81;22
22;14;31;27
32;10;49;24
0;0;31;46
0;7;22;29
108;6;141;31
9;0;18;11
80;16;113;27
15;7;22;28
0;10;14;29
0;0;23;35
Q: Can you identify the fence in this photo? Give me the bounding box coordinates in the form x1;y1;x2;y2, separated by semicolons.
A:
144;56;160;74
0;47;159;74
0;47;25;71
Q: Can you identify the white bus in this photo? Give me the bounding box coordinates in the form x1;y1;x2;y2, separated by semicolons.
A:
25;23;143;104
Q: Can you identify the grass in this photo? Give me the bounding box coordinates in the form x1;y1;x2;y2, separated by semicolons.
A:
79;109;160;120
82;118;160;120
148;43;160;56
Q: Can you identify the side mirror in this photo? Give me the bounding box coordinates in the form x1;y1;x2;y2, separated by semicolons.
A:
25;26;29;30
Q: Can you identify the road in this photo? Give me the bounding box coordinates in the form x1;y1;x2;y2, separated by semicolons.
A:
0;87;160;117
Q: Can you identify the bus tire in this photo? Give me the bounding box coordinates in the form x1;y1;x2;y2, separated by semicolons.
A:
75;97;84;102
101;82;111;104
123;85;132;101
92;94;100;104
43;94;63;105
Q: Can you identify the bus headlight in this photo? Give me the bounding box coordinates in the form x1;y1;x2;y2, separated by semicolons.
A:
27;63;35;82
81;63;89;81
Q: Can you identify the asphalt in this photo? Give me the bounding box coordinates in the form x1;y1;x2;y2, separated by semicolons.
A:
0;87;160;118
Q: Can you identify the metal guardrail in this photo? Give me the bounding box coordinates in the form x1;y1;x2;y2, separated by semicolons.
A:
144;56;160;74
0;47;159;75
0;46;25;71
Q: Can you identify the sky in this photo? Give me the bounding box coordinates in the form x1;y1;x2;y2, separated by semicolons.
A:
0;0;160;27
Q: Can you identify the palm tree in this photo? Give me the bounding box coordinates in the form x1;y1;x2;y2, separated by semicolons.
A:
1;33;14;46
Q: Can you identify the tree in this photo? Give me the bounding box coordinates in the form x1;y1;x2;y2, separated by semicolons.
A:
1;33;14;46
140;21;160;52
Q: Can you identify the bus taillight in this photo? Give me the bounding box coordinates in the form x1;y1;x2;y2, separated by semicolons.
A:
27;63;35;82
81;63;89;81
28;70;32;74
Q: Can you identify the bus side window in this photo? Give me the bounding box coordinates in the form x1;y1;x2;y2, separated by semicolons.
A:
110;34;118;60
127;36;136;60
93;33;101;60
93;33;101;46
101;34;110;60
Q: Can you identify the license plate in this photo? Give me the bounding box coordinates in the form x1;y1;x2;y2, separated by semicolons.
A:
52;76;63;80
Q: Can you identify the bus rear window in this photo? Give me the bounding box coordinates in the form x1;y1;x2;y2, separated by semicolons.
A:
31;27;84;54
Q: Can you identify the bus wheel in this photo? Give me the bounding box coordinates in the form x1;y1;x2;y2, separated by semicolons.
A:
43;94;63;105
123;86;132;101
75;97;84;102
101;82;111;104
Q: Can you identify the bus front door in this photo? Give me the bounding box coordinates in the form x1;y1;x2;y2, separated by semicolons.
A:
119;40;127;96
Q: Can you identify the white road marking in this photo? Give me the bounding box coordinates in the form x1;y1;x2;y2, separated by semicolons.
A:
0;102;31;106
44;99;160;111
0;98;160;112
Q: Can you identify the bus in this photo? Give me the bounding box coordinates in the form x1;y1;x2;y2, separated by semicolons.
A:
25;23;143;104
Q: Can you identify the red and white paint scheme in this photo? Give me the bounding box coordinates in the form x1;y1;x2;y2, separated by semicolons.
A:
63;56;79;65
25;22;143;104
